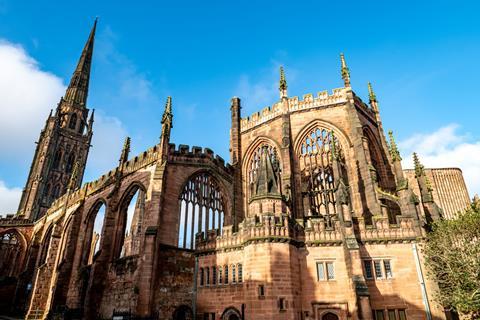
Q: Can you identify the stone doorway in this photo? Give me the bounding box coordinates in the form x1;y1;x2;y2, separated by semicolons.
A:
172;305;193;320
322;312;339;320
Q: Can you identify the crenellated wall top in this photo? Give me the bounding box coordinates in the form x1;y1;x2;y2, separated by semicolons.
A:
240;88;348;132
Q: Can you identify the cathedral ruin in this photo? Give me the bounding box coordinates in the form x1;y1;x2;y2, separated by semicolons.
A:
0;20;473;320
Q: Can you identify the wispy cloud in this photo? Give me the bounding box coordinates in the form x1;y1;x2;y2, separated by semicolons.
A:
234;59;297;115
400;124;480;197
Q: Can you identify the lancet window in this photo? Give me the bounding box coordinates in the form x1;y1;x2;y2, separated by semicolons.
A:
0;232;22;277
118;187;146;258
178;173;225;250
299;127;346;222
247;144;281;198
69;113;77;130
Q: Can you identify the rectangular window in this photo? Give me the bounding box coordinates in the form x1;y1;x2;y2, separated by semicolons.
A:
384;260;393;279
218;267;222;284
374;260;383;279
374;310;385;320
224;265;229;284
258;284;265;297
364;260;373;279
238;264;243;283
212;266;217;285
398;310;407;320
388;310;396;320
232;264;236;283
316;262;325;281
326;262;335;280
279;297;286;311
206;267;210;285
200;268;204;286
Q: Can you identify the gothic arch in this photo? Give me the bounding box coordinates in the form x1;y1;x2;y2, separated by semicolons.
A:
221;306;241;320
320;311;340;320
293;119;352;157
295;123;349;220
53;149;63;170
0;228;28;277
115;182;147;258
177;171;229;249
242;136;283;201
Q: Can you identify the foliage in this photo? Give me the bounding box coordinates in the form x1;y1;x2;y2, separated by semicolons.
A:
423;205;480;319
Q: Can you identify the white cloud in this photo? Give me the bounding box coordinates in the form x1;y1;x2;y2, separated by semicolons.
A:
83;111;127;182
0;181;22;214
0;39;128;189
400;124;480;197
0;40;65;158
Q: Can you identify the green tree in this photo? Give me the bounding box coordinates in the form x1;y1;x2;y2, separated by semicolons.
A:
423;204;480;319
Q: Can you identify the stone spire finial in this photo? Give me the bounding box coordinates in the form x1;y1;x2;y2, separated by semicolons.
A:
368;82;376;102
340;53;351;88
161;96;173;139
67;161;80;190
413;152;424;178
279;66;288;99
63;18;97;107
388;130;402;162
120;137;131;165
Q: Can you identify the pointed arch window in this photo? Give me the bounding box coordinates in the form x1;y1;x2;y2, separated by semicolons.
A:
117;187;146;258
247;144;281;199
178;173;226;250
0;231;24;277
53;150;63;170
298;128;346;222
69;113;77;130
66;153;75;174
84;201;106;265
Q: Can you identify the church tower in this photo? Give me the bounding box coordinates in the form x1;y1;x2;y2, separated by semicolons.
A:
17;20;97;221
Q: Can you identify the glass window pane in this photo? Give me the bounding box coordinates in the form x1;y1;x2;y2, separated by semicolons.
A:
388;310;396;320
364;260;373;279
317;262;325;281
398;310;406;320
374;260;383;279
375;310;384;320
326;262;335;280
384;260;393;279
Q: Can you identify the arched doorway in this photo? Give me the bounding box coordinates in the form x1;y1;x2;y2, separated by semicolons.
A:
172;305;193;320
221;307;241;320
322;312;339;320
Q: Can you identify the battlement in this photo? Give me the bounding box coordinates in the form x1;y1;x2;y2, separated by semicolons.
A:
0;214;33;226
168;143;233;172
240;88;347;132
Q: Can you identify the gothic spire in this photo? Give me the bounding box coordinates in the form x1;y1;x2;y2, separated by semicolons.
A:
279;66;288;99
388;130;402;162
64;18;97;107
340;53;351;88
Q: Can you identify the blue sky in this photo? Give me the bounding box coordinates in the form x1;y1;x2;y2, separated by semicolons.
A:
0;0;479;212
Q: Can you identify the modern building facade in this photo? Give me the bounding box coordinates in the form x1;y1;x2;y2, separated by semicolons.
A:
0;21;473;320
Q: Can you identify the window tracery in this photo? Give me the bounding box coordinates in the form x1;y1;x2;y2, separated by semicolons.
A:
247;144;280;198
298;127;346;222
178;173;225;249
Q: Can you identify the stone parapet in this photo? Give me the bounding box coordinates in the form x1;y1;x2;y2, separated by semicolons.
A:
240;88;347;132
357;216;420;243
